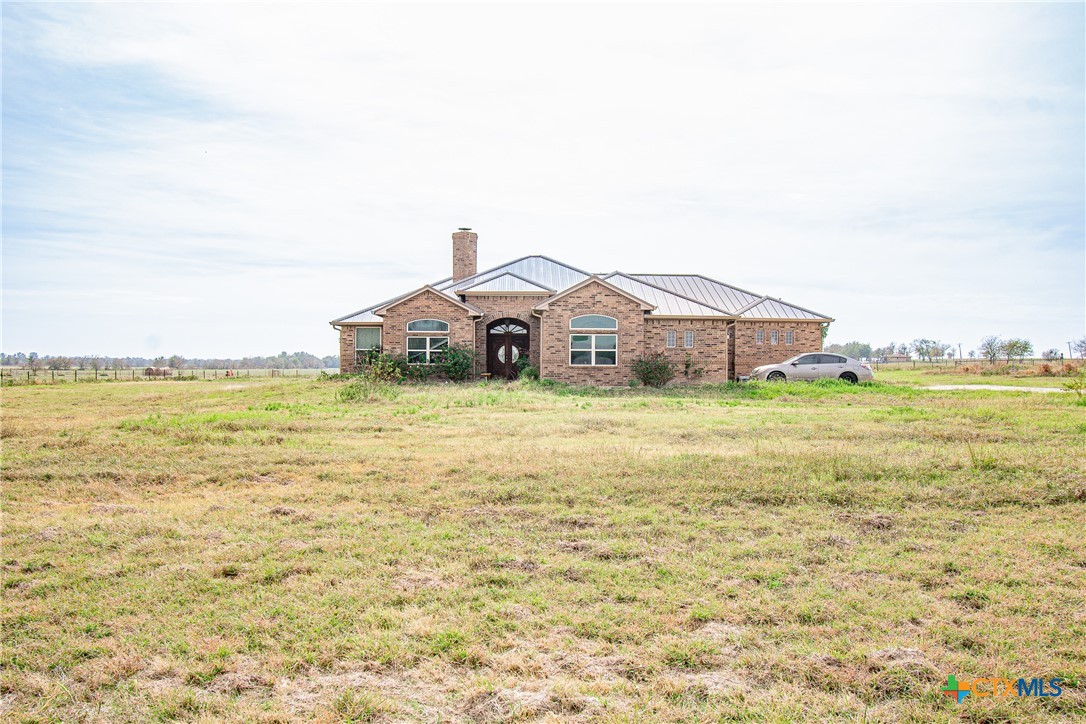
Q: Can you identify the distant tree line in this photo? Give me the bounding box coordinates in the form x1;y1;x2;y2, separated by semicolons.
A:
825;336;1086;362
0;351;339;370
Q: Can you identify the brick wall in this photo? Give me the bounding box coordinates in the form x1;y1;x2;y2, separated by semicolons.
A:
338;326;357;373
732;321;822;377
644;318;730;383
538;282;647;385
378;289;477;370
469;295;546;374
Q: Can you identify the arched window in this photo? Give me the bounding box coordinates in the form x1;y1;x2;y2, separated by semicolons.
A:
406;319;449;332
489;322;528;334
570;314;617;330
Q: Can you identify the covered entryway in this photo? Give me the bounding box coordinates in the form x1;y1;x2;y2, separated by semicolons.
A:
486;319;529;379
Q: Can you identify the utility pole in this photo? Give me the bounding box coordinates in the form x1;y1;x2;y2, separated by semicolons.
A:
1069;342;1075;359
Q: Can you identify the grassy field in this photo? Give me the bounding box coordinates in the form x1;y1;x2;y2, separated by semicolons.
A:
2;378;1083;721
873;363;1081;389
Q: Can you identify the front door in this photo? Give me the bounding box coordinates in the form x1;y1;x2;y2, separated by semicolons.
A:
487;320;529;379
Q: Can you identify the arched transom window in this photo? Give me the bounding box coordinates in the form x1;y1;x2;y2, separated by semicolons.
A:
570;314;617;330
406;319;449;332
489;322;528;334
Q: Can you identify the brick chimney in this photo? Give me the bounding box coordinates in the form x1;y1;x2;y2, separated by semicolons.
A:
452;227;478;282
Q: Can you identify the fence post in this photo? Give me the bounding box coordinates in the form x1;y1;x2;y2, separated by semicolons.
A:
74;370;78;382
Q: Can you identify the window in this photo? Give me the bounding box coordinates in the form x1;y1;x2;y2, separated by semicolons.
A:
684;330;694;348
406;319;449;332
489;322;527;334
667;330;676;348
771;330;779;345
796;354;820;365
756;329;765;345
570;334;617;366
785;330;794;345
407;336;448;363
819;354;846;364
570;315;617;330
355;327;381;351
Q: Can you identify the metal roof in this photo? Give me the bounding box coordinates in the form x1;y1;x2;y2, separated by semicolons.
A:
602;273;729;317
334;258;830;323
456;272;555;293
434;255;590;295
630;275;761;314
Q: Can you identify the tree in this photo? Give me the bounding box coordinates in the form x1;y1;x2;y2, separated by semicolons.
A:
1073;337;1086;359
968;350;976;359
47;356;71;370
27;353;42;371
979;336;1002;364
1042;348;1061;361
168;355;186;370
1001;338;1033;363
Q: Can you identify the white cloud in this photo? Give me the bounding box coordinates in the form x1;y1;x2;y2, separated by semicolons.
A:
3;2;1082;357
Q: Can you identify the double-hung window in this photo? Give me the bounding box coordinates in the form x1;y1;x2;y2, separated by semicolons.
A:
407;336;448;364
406;320;449;364
684;330;694;348
570;334;617;366
355;327;381;351
666;330;676;348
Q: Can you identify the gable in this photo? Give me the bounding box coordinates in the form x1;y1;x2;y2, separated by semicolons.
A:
533;276;655;312
373;286;483;317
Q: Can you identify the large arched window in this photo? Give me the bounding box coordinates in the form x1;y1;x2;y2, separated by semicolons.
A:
570;314;617;330
406;319;449;332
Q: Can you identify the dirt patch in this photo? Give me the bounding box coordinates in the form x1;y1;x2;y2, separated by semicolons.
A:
461;685;595;722
207;672;273;696
693;622;744;645
861;514;894;532
396;570;448;592
267;506;314;522
89;504;138;515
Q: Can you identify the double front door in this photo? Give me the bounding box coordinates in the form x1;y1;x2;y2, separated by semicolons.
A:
487;320;529;379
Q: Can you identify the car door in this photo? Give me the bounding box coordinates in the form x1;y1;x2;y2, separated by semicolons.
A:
816;354;847;379
791;354;821;380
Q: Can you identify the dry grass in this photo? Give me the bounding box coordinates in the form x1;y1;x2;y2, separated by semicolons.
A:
2;377;1084;721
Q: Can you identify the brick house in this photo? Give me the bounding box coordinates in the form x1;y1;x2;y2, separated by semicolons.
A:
330;229;832;383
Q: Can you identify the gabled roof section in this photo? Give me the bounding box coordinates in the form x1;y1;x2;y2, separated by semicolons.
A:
435;255;590;295
331;289;415;324
602;273;730;317
629;274;761;314
372;285;484;317
532;275;656;312
736;297;831;321
456;272;556;294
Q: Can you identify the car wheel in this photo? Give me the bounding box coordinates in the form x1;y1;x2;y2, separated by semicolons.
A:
767;371;786;382
839;372;858;384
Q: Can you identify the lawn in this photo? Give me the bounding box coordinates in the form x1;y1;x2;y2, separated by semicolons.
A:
2;378;1083;721
873;363;1080;389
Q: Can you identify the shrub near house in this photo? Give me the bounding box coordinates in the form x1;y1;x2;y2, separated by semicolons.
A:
331;228;832;383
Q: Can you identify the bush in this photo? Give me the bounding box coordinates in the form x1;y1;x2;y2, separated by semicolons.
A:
336;373;400;402
515;357;539;381
437;344;474;382
632;353;675;388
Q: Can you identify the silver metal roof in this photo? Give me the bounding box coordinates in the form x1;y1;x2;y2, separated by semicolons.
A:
334;257;830;323
435;255;590;295
457;272;555;293
630;275;761;314
602;273;729;317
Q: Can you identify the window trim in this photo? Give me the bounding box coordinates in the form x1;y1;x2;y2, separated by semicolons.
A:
683;330;694;348
569;334;618;366
406;336;449;364
771;330;779;345
785;330;794;345
406;319;449;333
570;314;618;330
756;329;765;345
354;327;382;351
666;330;676;348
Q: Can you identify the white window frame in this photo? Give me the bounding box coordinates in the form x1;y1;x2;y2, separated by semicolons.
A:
406;319;449;332
569;334;618;366
785;330;794;345
570;314;618;330
684;330;694;348
771;330;779;345
666;330;676;348
354;327;382;351
756;329;765;345
406;336;449;364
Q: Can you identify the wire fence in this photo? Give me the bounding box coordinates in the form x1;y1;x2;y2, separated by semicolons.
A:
0;368;334;385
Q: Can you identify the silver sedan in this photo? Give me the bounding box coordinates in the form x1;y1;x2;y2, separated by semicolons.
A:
750;353;874;383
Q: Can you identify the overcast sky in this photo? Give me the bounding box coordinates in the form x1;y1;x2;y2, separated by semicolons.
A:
3;2;1083;359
